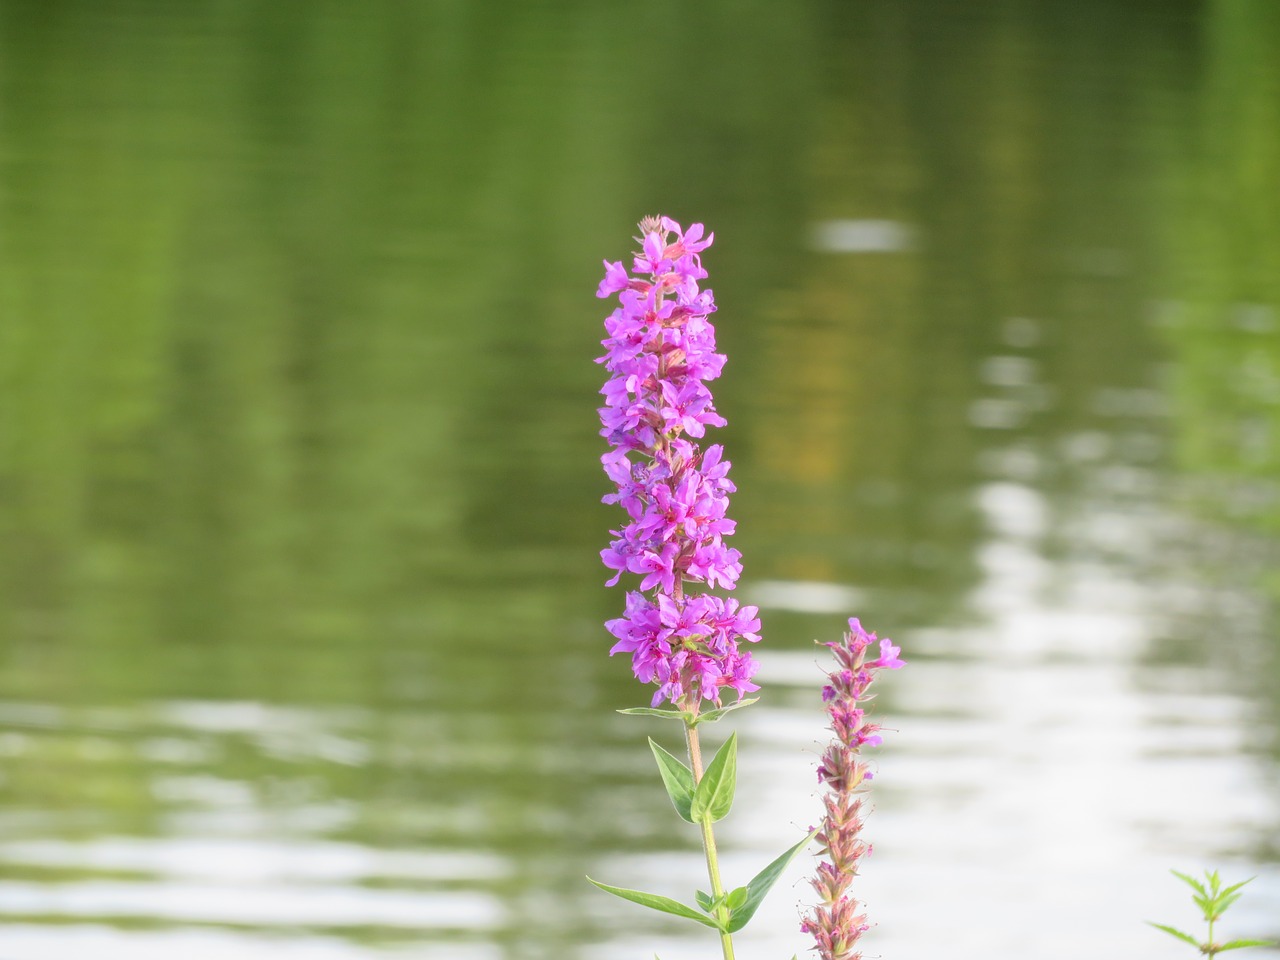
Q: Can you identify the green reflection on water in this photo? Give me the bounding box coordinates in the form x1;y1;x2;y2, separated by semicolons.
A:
1156;0;1280;792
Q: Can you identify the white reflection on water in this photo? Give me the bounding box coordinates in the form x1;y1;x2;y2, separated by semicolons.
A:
585;483;1280;960
745;580;865;614
0;697;511;956
0;838;506;884
0;924;503;960
809;219;916;254
0;879;498;928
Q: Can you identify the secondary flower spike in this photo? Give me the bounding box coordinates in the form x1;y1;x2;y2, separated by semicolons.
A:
801;617;905;960
596;216;760;708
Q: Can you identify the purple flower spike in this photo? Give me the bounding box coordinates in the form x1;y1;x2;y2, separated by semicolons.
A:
595;217;759;708
802;620;905;960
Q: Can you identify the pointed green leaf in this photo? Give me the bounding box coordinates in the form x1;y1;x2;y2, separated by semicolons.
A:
586;877;723;930
694;890;715;913
725;885;748;911
691;732;737;823
618;707;694;723
1212;890;1245;916
1218;877;1256;900
689;698;759;727
1147;923;1201;948
1172;870;1208;897
1218;939;1277;952
725;828;819;933
649;738;696;822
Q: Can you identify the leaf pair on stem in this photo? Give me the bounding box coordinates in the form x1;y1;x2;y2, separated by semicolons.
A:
587;828;817;936
651;732;735;825
587;728;816;938
617;697;758;729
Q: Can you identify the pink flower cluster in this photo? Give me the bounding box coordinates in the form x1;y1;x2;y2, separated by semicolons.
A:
801;618;904;960
596;216;760;708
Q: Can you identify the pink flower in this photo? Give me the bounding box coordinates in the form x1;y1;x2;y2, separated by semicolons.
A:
596;260;631;298
801;619;905;960
869;638;905;670
595;217;759;707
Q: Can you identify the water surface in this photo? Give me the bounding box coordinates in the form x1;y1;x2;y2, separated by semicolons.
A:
1;2;1278;958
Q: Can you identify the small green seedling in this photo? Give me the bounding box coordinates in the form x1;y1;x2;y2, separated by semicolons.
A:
1148;869;1276;958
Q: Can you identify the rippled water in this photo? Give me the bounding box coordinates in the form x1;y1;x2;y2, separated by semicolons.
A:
2;2;1279;958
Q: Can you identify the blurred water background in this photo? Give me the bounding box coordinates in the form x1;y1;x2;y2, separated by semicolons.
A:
1;2;1279;958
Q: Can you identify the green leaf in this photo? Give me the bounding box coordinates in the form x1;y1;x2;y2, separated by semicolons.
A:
691;732;737;824
1218;877;1256;900
1172;870;1208;897
725;885;748;911
725;828;819;934
1211;891;1245;917
649;738;696;823
694;890;715;913
1218;939;1278;952
619;699;759;728
689;698;759;728
586;877;723;930
618;707;694;723
1147;923;1201;948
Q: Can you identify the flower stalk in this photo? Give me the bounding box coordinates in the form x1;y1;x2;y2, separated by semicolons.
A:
684;717;736;960
591;216;759;960
801;618;905;960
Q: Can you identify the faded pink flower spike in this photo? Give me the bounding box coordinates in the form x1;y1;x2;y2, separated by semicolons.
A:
801;617;904;960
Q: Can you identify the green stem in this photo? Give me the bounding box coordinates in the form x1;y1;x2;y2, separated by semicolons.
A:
685;715;736;960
